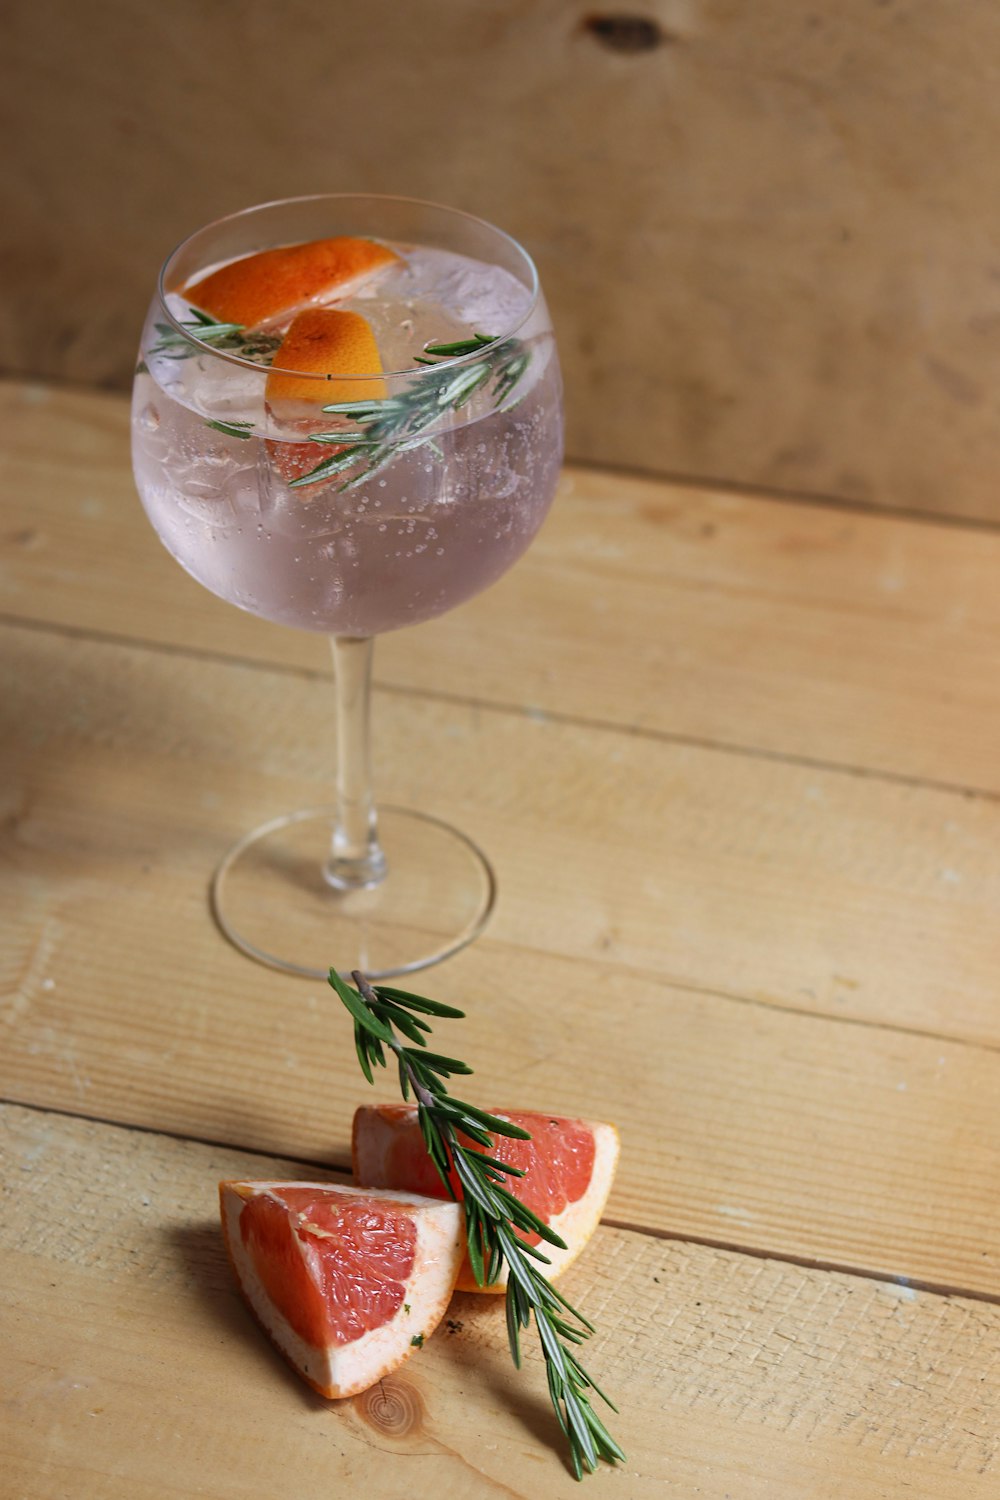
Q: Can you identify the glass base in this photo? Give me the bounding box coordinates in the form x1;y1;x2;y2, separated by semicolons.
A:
210;805;496;980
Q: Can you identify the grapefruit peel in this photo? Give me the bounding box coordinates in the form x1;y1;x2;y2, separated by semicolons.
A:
265;307;388;409
181;235;399;330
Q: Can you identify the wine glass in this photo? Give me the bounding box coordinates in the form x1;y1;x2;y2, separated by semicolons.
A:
131;194;563;979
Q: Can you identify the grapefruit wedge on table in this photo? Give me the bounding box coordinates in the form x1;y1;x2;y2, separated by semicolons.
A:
353;1106;620;1293
181;235;398;328
220;1180;462;1398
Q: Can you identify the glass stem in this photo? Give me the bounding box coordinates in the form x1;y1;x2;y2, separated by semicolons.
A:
323;635;388;891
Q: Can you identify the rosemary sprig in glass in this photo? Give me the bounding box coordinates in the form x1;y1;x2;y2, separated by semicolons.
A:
146;306;283;365
139;315;533;480
288;333;532;492
329;968;624;1481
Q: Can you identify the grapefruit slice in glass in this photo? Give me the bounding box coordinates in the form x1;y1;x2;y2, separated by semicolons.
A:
219;1180;463;1397
181;235;399;329
352;1106;620;1293
265;306;387;408
263;307;386;486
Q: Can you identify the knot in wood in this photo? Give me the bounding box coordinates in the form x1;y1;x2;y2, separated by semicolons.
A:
354;1376;423;1439
583;14;667;52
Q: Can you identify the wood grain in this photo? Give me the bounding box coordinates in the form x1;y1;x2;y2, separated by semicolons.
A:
5;1103;1000;1500
6;364;1000;1490
6;381;1000;794
4;621;1000;1292
9;4;1000;518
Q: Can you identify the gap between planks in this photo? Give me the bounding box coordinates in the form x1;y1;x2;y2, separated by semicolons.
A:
569;451;1000;539
8;1093;1000;1312
470;932;1000;1062
3;608;998;808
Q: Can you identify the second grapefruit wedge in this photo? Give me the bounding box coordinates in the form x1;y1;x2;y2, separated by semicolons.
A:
352;1106;620;1293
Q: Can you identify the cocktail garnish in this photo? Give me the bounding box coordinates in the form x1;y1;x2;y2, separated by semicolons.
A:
265;308;387;408
181;236;399;328
329;968;625;1482
141;318;532;487
289;334;532;491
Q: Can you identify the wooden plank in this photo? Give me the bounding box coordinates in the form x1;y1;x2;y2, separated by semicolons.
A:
9;5;1000;521
5;381;1000;792
6;1103;1000;1500
3;616;998;1043
4;623;1000;1291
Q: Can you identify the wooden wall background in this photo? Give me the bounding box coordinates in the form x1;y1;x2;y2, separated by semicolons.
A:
5;0;1000;521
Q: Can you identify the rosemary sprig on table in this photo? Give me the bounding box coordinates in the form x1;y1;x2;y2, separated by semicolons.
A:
288;333;531;491
329;968;624;1481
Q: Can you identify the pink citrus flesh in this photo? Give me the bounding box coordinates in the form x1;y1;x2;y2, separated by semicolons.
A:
220;1180;463;1397
352;1107;620;1293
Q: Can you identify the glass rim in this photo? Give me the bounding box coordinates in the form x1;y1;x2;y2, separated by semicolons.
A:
154;192;541;382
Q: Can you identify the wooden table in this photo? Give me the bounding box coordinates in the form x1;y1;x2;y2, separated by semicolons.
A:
3;377;1000;1498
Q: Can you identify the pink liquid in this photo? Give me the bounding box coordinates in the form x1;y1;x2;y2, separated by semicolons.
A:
132;244;562;636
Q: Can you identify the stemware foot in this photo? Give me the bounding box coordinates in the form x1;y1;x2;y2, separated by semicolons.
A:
211;804;496;980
